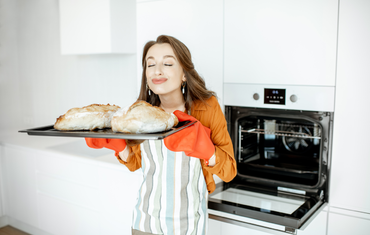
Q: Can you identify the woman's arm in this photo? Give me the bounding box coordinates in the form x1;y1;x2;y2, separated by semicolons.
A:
194;96;237;190
115;145;142;171
204;104;237;182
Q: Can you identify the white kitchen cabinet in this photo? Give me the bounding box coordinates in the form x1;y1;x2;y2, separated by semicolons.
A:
97;166;141;235
136;0;224;103
0;141;142;235
1;146;39;229
0;146;5;220
59;0;136;54
330;0;370;214
224;0;338;86
327;207;370;235
38;192;101;235
208;218;222;235
35;152;102;235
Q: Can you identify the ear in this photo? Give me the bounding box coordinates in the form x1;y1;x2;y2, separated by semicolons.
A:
182;74;186;82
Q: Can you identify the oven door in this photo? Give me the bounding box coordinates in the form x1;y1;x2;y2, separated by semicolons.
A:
208;181;327;234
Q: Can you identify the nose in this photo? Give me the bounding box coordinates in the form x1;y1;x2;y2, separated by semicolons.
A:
155;64;163;76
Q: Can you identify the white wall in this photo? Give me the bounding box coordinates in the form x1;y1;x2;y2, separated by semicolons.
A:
0;0;22;131
136;0;224;107
0;0;138;131
1;0;225;133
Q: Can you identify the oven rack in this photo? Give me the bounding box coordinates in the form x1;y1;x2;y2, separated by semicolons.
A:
242;126;321;139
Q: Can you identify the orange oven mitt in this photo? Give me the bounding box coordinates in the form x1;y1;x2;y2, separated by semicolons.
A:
164;110;215;165
85;138;127;156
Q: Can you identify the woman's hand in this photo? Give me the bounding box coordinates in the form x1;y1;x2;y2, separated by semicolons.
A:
164;110;215;165
85;138;127;157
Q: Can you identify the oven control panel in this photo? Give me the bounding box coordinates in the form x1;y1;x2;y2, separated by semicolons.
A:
264;88;286;105
224;83;335;112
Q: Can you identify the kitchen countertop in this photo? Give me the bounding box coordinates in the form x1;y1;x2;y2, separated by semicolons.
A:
0;129;139;173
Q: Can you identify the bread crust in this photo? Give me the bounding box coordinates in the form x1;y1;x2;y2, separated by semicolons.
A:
111;101;179;134
54;104;121;130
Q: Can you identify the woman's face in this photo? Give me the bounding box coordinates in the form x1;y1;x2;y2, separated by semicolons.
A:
145;43;185;96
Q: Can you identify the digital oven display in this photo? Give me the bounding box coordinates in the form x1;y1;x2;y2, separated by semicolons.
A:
264;88;286;105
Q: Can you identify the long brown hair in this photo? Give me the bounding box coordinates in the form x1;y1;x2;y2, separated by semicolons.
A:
137;35;216;111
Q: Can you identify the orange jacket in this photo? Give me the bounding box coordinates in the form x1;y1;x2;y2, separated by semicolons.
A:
115;96;237;194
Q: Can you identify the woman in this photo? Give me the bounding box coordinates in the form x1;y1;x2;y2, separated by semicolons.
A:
86;35;236;235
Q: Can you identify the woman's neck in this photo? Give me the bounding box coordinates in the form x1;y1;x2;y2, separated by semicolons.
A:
159;92;185;113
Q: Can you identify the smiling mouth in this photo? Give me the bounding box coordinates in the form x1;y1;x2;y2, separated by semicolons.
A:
152;78;168;84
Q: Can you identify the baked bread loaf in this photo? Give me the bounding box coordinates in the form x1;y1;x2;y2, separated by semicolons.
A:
111;101;179;134
54;104;120;130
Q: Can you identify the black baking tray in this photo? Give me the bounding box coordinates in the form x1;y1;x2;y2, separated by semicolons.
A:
19;121;196;140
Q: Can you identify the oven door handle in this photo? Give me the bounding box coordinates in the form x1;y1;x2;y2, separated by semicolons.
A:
209;214;297;235
298;202;328;230
209;202;328;234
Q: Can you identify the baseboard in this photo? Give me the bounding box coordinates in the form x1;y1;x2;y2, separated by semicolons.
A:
7;217;53;235
0;215;9;228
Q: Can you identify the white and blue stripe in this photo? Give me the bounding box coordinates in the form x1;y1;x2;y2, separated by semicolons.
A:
132;139;208;235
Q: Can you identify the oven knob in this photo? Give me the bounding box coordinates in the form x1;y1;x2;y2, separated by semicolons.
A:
253;93;260;100
290;94;298;102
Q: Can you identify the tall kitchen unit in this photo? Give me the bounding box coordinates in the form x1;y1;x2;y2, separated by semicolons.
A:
328;0;370;234
219;0;337;234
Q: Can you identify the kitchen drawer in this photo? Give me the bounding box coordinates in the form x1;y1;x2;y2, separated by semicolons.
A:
37;192;101;235
36;151;100;188
36;171;100;211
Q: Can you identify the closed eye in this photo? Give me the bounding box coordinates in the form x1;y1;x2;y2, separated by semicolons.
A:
164;64;173;66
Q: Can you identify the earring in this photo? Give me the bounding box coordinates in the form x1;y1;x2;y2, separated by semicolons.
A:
146;83;151;95
182;82;186;94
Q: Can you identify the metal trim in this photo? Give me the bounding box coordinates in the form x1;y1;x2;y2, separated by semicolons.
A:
209;214;297;235
18;121;196;140
299;202;328;230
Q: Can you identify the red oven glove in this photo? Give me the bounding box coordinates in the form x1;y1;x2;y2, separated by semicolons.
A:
164;110;215;165
85;138;127;156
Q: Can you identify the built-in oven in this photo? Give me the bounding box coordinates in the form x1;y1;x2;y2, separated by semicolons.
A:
208;84;335;234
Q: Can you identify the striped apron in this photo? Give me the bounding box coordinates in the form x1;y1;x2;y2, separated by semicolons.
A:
132;139;208;235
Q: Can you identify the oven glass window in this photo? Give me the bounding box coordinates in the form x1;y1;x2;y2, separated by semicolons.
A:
237;115;322;187
210;187;305;214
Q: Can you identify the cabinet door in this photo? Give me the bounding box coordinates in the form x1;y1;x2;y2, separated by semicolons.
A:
327;209;370;235
1;146;38;227
0;146;3;217
330;0;370;214
208;218;222;235
98;166;142;235
59;0;136;54
224;0;338;86
137;0;224;102
0;146;4;218
36;152;102;235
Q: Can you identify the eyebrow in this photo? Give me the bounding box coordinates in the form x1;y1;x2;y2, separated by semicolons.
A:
146;55;177;61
